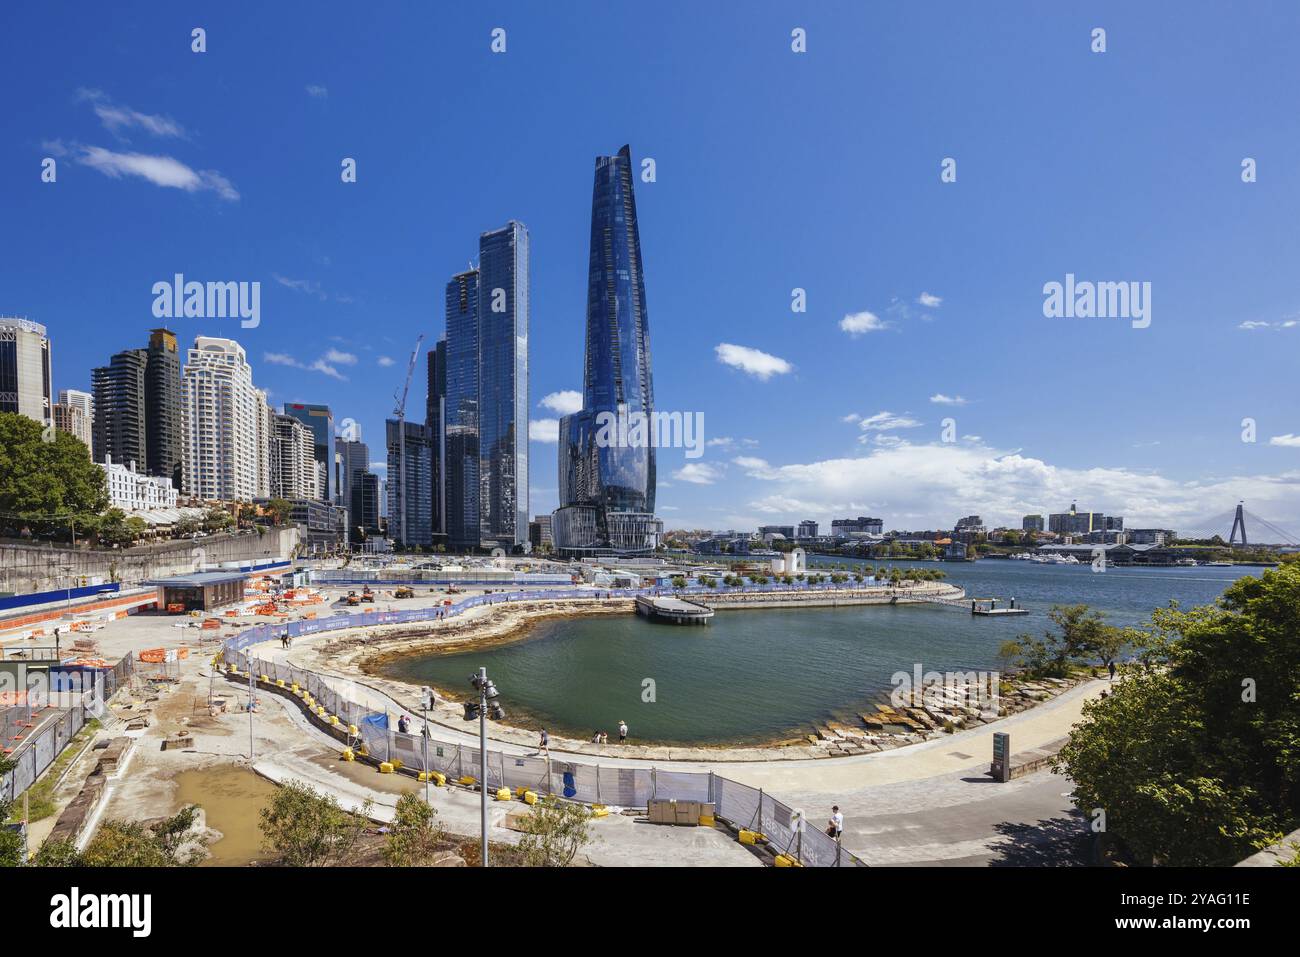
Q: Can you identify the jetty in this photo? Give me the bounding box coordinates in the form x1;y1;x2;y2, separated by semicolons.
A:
635;595;715;625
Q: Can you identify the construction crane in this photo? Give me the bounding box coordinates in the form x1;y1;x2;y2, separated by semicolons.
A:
393;334;425;545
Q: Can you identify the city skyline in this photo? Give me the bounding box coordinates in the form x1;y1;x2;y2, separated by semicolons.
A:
3;3;1299;538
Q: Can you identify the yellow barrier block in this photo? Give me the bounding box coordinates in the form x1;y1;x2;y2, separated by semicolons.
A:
227;664;238;674
259;674;268;683
418;771;446;786
495;787;511;801
329;716;339;726
356;746;369;757
390;759;403;770
276;679;285;688
773;853;801;867
738;829;763;846
378;762;395;774
523;790;539;805
515;786;528;798
698;815;716;827
591;806;610;818
458;775;476;787
290;683;299;693
348;724;359;736
341;748;355;762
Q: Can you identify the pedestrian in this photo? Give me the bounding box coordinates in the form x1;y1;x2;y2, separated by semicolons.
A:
1107;660;1116;681
538;728;549;755
600;731;608;744
827;805;844;841
618;719;628;743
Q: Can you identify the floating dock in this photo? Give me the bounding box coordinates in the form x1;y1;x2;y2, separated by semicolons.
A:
969;598;1028;616
635;595;715;625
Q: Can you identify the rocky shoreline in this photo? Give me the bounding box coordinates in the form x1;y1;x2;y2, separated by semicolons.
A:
808;675;1087;756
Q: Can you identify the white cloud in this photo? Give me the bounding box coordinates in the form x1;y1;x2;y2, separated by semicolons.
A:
728;442;1300;533
674;463;724;485
858;411;922;431
377;356;395;367
306;85;329;98
707;436;758;450
917;292;943;308
76;89;186;139
929;393;967;406
839;310;888;336
841;413;861;424
539;390;582;415
262;350;349;381
274;275;326;300
529;419;560;443
369;461;387;471
1269;434;1300;447
715;343;792;381
75;146;239;200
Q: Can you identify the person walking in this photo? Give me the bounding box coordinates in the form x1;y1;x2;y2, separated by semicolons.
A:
618;719;628;744
1108;660;1116;681
827;805;844;841
397;714;410;734
538;728;549;756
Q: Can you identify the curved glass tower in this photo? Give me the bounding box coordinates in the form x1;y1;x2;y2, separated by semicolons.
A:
554;145;662;555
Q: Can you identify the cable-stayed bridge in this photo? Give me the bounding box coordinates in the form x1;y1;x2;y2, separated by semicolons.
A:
1176;502;1299;547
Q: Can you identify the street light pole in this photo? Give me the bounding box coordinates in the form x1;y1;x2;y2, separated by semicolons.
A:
478;666;488;867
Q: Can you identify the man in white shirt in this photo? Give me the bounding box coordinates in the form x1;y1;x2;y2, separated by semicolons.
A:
828;805;844;841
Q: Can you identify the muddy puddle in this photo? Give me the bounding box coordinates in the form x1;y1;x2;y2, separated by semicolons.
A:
173;765;278;866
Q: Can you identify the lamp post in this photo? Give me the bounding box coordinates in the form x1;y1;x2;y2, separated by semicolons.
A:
467;668;503;867
420;685;432;805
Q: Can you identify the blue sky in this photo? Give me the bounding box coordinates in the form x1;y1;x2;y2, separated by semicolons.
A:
3;1;1298;537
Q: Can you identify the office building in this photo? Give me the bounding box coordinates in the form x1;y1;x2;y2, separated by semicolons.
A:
797;520;819;539
386;419;433;546
831;516;884;538
1022;514;1045;533
426;338;447;541
0;317;52;423
145;328;184;487
269;412;319;500
54;388;93;447
92;348;148;468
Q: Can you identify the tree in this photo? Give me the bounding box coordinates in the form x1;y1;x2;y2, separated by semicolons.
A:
265;497;294;527
0;757;22;867
260;780;371;866
382;793;447;866
516;797;592;867
0;412;107;536
1055;564;1300;865
78;806;206;866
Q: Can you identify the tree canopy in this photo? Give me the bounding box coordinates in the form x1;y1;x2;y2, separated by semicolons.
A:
0;412;107;531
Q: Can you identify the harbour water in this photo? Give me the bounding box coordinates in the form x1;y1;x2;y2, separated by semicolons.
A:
376;560;1259;746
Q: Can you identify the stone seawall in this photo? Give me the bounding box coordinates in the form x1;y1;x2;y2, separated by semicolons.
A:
0;526;300;594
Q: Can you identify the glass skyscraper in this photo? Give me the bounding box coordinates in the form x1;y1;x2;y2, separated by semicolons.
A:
553;146;663;555
443;223;530;553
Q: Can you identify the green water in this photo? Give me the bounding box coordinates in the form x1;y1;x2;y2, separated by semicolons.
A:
377;561;1260;745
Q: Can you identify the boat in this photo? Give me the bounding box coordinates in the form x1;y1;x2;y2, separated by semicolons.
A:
1206;561;1232;567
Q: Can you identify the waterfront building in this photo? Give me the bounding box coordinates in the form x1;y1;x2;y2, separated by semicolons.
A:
1049;503;1107;536
832;516;884;538
386;419;433;546
282;403;335;504
181;337;267;501
1022;514;1045;533
1127;528;1176;545
0;317;52;424
554;146;662;556
797;520;819;539
100;453;178;511
758;524;796;540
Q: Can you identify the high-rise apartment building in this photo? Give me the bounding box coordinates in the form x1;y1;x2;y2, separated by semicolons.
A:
281;403;335;504
181;337;267;501
0;317;52;424
444;270;480;550
145;328;184;488
426;338;447;542
269;412;319;500
553;146;662;556
92;348;148;468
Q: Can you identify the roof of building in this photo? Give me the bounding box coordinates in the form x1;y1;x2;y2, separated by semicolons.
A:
147;571;249;587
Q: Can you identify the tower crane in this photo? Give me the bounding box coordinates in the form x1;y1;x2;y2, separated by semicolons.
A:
393;334;425;545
